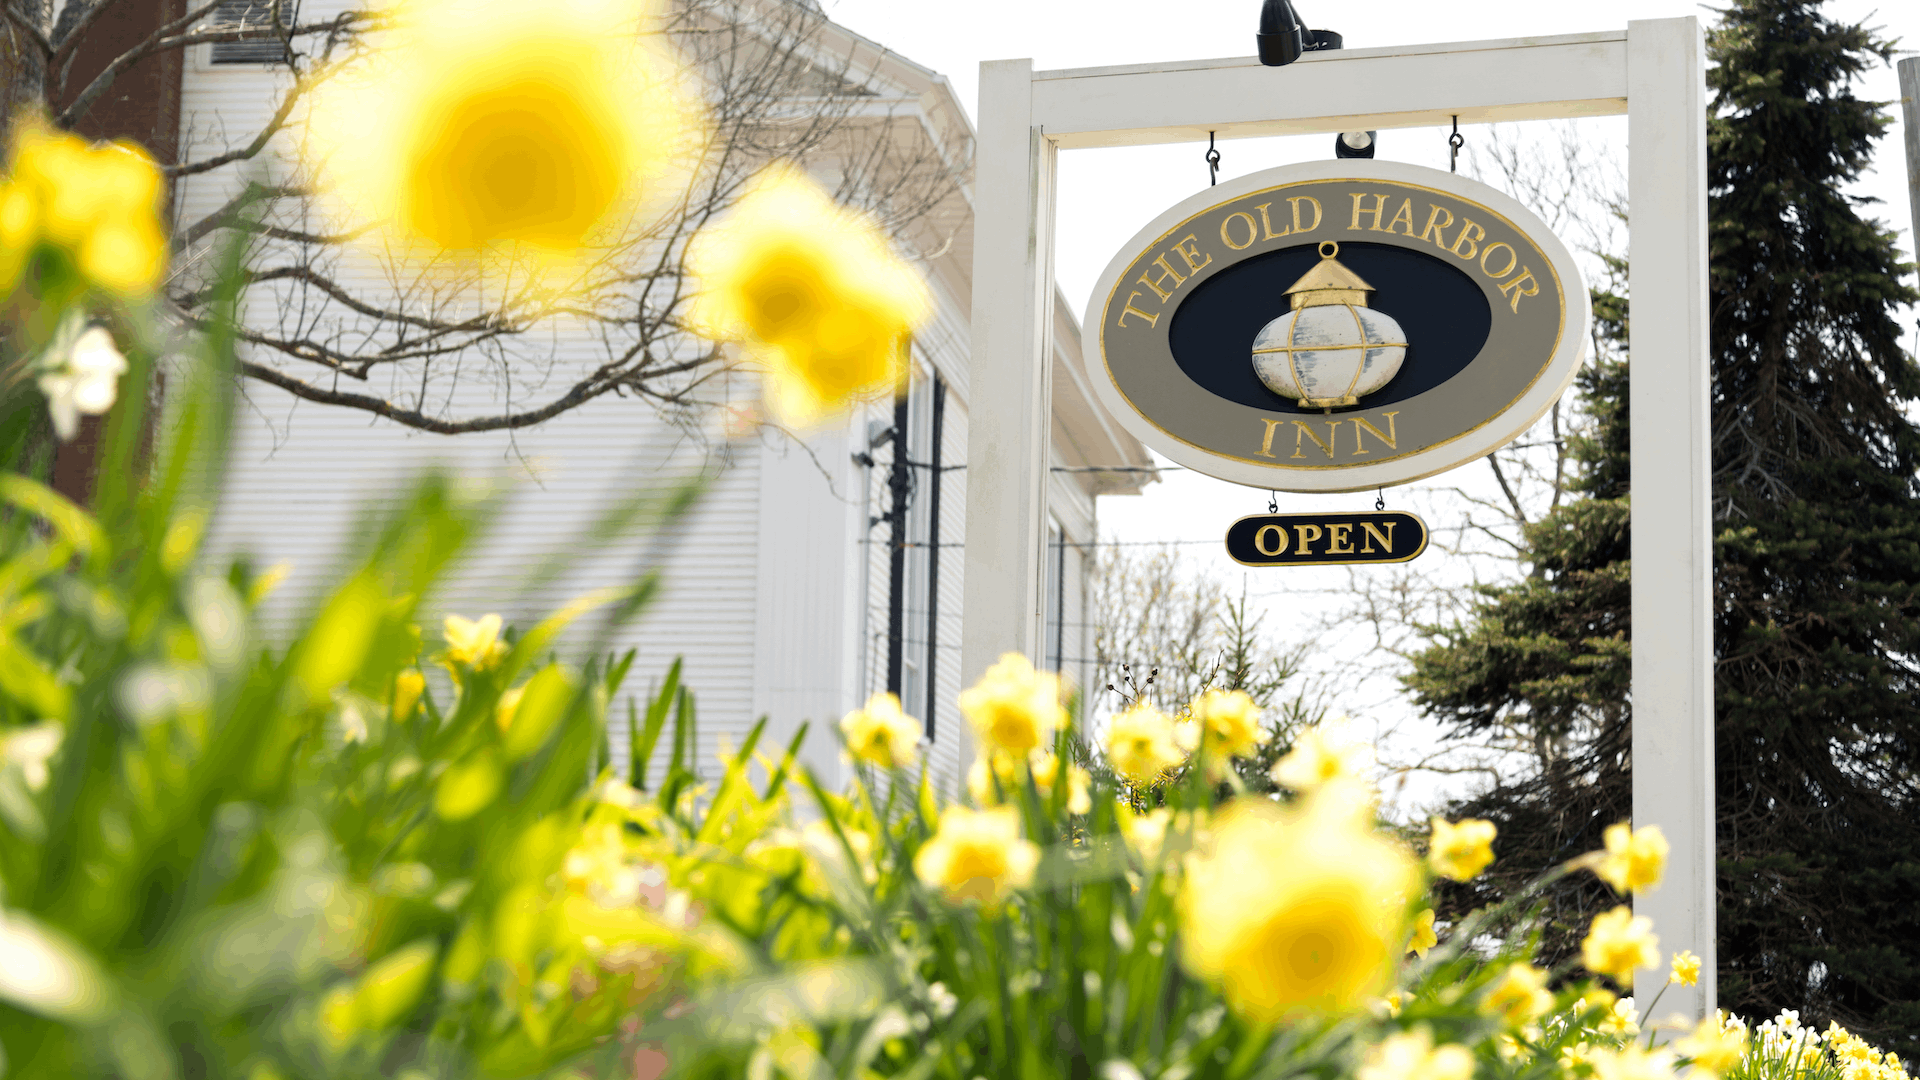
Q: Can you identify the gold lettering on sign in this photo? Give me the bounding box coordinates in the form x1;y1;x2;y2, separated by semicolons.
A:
1290;196;1322;233
1254;202;1288;239
1256;418;1285;458
1360;521;1396;553
1325;523;1355;554
1174;234;1212;274
1418;204;1454;246
1220;212;1259;250
1117;290;1159;329
1350;192;1391;232
1136;254;1187;302
1293;523;1324;552
1499;268;1540;312
1291;420;1338;459
1480;242;1519;279
1384;198;1416;236
1349;411;1401;454
1449;220;1486;260
1254;525;1288;556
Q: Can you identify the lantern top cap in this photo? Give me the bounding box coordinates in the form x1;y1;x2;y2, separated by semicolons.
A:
1285;241;1374;310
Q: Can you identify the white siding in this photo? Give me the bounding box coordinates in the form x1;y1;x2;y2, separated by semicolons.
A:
177;1;1140;807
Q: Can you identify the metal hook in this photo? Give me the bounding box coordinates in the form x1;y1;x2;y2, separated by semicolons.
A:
1448;115;1464;173
1206;131;1222;187
1375;488;1386;512
1268;490;1278;514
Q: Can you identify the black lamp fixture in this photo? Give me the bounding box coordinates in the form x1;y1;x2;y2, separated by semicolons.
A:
1255;0;1341;65
1256;1;1373;159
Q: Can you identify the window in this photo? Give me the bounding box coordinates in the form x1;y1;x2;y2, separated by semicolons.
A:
208;0;296;65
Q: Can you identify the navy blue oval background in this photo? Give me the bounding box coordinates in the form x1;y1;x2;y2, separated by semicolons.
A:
1166;241;1493;414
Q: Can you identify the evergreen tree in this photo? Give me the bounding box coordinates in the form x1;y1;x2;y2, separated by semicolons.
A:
1407;0;1920;1045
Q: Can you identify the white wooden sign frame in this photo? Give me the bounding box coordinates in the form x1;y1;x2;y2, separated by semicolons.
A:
959;21;1713;1019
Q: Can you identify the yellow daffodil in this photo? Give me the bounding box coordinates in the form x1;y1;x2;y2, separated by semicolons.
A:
1676;1015;1748;1077
1669;948;1701;987
687;166;932;426
564;820;641;907
1408;908;1438;958
1269;719;1372;793
1596;821;1669;894
1589;1044;1678;1080
302;0;701;275
1028;752;1093;814
1427;817;1497;881
1120;804;1170;862
913;806;1038;906
1380;990;1407;1017
1595;993;1640;1036
1562;1042;1597;1069
1582;905;1660;984
1;115;166;301
967;749;1088;812
1496;1026;1541;1062
840;692;920;769
1189;689;1268;759
1358;1028;1474;1080
957;653;1066;757
442;613;506;670
391;669;426;720
1104;702;1185;784
1118;804;1208;865
1481;963;1554;1027
1180;792;1416;1021
494;684;525;732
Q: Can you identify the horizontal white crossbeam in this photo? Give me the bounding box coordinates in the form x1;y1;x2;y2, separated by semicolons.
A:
1030;31;1629;149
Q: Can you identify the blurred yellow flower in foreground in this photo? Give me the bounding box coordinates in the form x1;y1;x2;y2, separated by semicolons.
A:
1597;822;1669;895
302;0;699;264
1669;948;1701;987
442;613;506;670
1582;905;1660;984
1589;1044;1677;1080
1676;1016;1747;1077
1269;719;1372;793
840;692;920;769
957;653;1066;757
1427;817;1497;882
1104;703;1185;784
391;669;426;720
913;806;1038;906
1407;908;1437;957
689;167;932;427
1188;689;1268;760
1481;963;1554;1027
969;751;1090;814
1181;792;1416;1021
0;116;166;301
1358;1028;1474;1080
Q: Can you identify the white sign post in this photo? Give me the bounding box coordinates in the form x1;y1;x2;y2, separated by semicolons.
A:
960;21;1713;1020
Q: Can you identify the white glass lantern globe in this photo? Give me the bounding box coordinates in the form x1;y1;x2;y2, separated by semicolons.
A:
1249;242;1408;409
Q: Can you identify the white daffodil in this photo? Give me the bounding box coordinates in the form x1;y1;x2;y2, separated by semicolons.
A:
37;316;127;440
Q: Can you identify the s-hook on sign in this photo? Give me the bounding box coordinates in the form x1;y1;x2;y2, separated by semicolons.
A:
1087;160;1590;494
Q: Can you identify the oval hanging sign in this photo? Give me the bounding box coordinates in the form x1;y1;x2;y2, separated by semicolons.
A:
1088;160;1589;492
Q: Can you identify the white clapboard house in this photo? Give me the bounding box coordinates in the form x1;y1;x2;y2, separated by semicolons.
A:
175;0;1152;792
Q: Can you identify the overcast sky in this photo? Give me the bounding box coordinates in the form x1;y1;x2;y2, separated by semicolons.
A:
817;0;1920;810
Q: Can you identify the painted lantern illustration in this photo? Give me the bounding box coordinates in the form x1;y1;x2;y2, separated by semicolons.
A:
1250;241;1408;409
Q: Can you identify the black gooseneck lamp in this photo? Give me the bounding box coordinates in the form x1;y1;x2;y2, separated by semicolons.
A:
1256;0;1373;159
